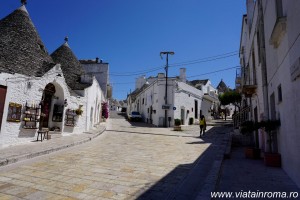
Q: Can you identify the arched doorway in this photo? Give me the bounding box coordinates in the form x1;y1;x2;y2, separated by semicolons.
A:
40;83;56;128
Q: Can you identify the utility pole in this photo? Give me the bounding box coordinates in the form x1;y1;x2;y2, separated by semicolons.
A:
160;51;174;127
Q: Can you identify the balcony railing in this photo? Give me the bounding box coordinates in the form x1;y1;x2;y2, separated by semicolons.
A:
232;106;251;128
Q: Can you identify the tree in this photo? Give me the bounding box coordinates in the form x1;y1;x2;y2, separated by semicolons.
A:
218;90;242;120
218;90;242;110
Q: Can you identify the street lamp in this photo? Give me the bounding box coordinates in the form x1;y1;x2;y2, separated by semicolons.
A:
160;51;174;127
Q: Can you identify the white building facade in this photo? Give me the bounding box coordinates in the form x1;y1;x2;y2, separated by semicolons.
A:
238;0;300;187
127;69;205;127
0;5;105;147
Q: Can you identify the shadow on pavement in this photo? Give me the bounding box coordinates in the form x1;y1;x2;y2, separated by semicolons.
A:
106;130;196;138
186;141;207;144
134;126;231;200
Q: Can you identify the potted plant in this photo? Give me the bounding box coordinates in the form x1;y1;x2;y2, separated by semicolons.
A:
240;121;261;159
260;120;281;167
174;118;181;131
75;105;83;116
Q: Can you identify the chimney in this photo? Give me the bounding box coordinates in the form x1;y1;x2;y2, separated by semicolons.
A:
135;75;146;89
157;73;165;78
96;57;99;63
179;68;186;83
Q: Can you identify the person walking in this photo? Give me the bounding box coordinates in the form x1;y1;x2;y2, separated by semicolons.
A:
199;115;206;138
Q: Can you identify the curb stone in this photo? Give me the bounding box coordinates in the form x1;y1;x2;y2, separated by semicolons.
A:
195;132;230;200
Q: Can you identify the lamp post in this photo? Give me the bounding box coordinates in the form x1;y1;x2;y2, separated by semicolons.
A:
160;51;174;127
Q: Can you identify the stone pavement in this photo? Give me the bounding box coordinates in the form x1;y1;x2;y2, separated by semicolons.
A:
0;117;231;200
0;124;106;167
0;116;298;200
215;147;300;199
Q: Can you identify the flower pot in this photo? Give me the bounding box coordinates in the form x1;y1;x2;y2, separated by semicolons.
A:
264;153;281;167
174;126;181;131
244;147;261;159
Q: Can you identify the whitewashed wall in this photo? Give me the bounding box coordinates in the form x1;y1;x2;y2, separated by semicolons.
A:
130;77;204;127
0;65;103;147
81;77;104;132
263;0;300;187
81;62;109;98
174;82;203;125
134;78;174;126
241;1;267;150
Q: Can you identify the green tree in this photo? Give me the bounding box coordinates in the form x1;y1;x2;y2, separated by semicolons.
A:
218;90;242;110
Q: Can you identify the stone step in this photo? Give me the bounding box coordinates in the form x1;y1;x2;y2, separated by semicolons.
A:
48;131;62;139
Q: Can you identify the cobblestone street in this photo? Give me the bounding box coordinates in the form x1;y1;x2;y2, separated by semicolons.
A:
0;112;230;199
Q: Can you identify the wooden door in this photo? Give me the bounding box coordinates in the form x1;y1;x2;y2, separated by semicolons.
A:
0;86;7;130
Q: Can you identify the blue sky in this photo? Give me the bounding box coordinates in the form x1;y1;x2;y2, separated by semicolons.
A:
1;0;246;100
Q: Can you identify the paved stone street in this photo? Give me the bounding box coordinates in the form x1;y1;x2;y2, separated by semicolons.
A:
216;147;300;198
0;112;230;200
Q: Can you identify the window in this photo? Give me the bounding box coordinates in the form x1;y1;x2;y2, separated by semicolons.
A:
142;98;144;104
276;0;283;18
270;93;276;120
277;84;282;103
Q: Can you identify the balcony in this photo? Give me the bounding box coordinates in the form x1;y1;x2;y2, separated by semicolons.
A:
235;76;241;85
242;84;257;97
233;106;251;128
235;83;242;93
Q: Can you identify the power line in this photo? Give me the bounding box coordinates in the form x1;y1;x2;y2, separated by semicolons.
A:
111;81;135;85
169;52;238;67
187;66;239;79
110;66;163;76
111;66;239;84
109;50;239;76
109;66;163;76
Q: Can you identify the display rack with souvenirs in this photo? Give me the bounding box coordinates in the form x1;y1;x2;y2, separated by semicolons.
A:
65;109;76;126
23;101;40;129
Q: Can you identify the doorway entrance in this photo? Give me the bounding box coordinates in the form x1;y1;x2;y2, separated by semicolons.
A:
40;83;56;128
0;85;7;130
181;108;185;125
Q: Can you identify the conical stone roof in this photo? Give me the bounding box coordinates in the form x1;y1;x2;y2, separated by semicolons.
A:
217;79;228;92
0;5;55;77
51;42;91;90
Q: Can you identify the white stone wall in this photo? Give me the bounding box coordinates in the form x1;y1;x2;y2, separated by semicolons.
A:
200;80;218;96
81;63;109;98
129;76;204;127
133;78;173;126
0;65;103;147
135;76;146;90
174;82;203;125
82;77;104;132
201;98;212;120
241;1;266;150
263;0;300;187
